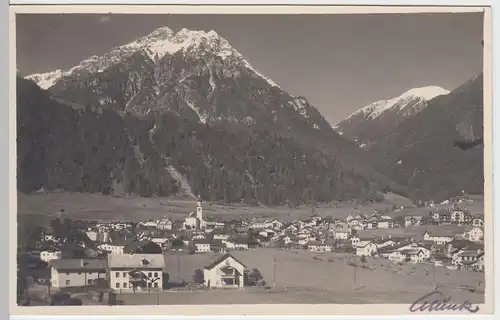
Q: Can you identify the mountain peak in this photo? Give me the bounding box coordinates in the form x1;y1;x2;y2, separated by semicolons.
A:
344;85;450;122
26;25;284;90
400;86;450;101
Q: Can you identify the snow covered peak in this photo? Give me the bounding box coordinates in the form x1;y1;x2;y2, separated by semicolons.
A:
25;25;281;90
26;69;64;90
400;86;450;101
342;85;450;122
122;26;232;61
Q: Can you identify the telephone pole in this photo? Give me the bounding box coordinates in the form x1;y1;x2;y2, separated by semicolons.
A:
272;256;276;288
177;254;180;292
352;263;357;290
432;257;436;290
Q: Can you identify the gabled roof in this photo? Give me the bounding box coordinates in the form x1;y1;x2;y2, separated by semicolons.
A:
108;253;165;269
50;258;107;271
356;240;373;248
204;253;247;270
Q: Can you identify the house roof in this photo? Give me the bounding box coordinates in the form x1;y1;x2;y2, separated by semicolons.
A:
307;241;323;246
108;254;165;269
356;240;373;248
193;239;212;245
458;250;483;258
50;258;107;271
464;226;483;233
204;253;247;270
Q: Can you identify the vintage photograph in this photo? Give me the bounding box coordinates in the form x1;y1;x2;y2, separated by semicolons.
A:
12;5;491;314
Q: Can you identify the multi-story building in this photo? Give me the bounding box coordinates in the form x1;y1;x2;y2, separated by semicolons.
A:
108;254;165;293
50;259;107;288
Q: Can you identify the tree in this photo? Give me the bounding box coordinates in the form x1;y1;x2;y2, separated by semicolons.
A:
360;255;367;264
135;241;162;254
192;269;204;284
246;268;263;286
171;238;184;249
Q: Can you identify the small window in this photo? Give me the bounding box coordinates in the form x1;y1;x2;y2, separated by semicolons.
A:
116;283;120;288
78;272;82;275
87;279;92;285
123;272;127;277
148;283;152;288
116;272;120;277
148;272;152;277
153;283;158;288
66;280;70;285
65;272;70;275
123;282;127;288
154;272;158;277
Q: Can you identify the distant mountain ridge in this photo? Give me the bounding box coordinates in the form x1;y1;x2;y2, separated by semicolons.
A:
366;74;483;201
18;26;403;206
334;86;450;148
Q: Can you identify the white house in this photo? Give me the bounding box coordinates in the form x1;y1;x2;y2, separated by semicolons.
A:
463;227;484;242
50;258;107;288
356;241;378;256
389;250;407;263
203;253;247;289
472;217;484;227
377;219;394;229
307;241;331;252
249;218;283;230
333;224;351;240
213;233;230;241
40;250;62;263
85;231;98;242
350;236;360;246
404;216;417;227
423;230;454;245
108;254;165;293
157;216;173;230
98;243;126;255
397;243;432;260
374;239;396;249
193;240;212;252
407;249;427;264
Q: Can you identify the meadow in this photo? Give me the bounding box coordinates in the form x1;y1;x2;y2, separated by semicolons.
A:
116;248;485;304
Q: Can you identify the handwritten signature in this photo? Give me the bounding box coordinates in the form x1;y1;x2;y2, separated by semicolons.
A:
409;290;480;313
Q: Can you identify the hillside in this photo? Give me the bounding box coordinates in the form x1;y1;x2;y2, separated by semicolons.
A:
19;27;405;206
334;86;450;149
366;73;484;201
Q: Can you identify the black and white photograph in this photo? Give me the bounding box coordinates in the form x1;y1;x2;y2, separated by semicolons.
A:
11;5;493;314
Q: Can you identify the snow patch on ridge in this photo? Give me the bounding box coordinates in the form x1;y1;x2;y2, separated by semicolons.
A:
340;85;450;122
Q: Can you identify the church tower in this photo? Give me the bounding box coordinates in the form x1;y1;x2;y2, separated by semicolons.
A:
196;200;203;220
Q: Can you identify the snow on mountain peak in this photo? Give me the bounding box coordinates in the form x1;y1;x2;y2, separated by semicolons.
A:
341;85;450;122
400;86;450;100
25;26;281;90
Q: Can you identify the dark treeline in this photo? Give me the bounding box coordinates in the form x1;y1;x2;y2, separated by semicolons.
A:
17;77;395;206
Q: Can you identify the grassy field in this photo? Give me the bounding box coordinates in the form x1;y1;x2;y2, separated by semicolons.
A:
117;248;485;304
17;192;423;223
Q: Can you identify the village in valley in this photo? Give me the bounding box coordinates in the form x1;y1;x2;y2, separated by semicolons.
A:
17;192;486;306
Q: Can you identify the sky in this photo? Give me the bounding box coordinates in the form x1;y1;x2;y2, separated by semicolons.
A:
16;12;484;124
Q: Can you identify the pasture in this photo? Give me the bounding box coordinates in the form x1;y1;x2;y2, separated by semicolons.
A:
17;192;419;223
153;248;485;304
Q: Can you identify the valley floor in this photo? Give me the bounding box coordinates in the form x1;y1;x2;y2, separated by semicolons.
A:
17;192;422;223
113;248;484;305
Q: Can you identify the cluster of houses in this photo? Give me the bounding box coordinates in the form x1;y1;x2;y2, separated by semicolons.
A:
26;200;485;297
